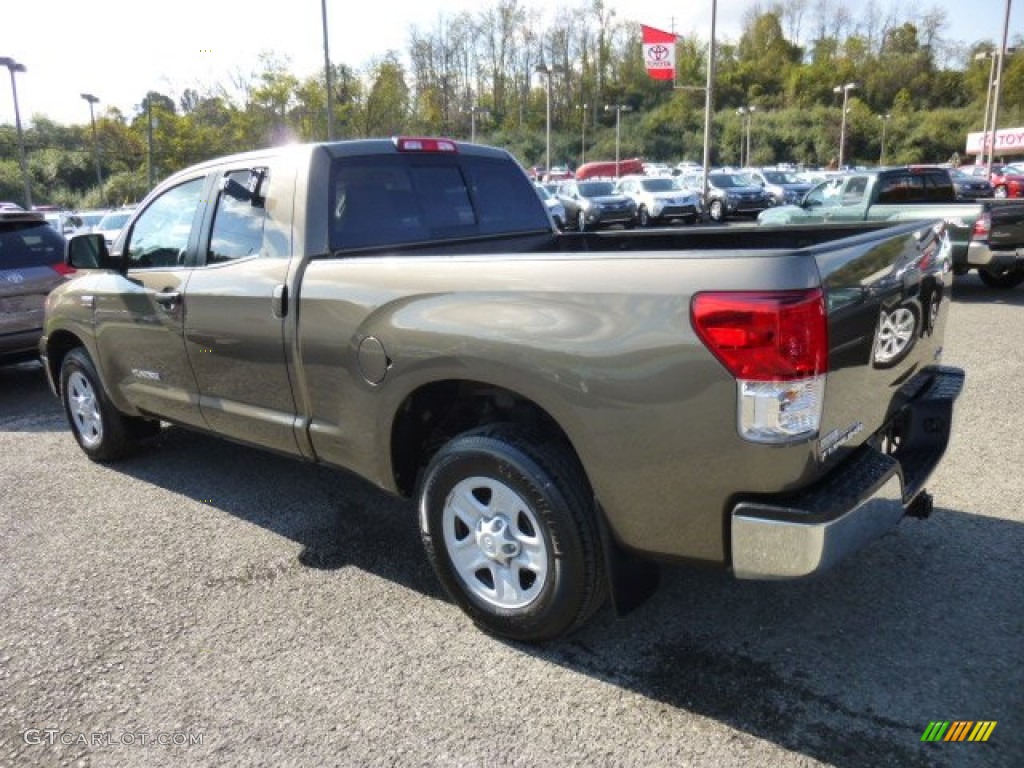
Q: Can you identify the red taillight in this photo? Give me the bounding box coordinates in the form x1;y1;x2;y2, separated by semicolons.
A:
691;289;828;381
394;136;458;153
972;212;991;240
51;262;76;276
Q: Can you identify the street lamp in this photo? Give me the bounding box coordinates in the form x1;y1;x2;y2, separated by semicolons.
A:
0;56;32;208
736;106;755;166
535;65;561;176
81;93;105;203
320;0;334;140
877;113;891;166
833;82;857;169
604;104;633;177
469;105;489;142
985;0;1014;178
578;102;587;165
975;42;1017;172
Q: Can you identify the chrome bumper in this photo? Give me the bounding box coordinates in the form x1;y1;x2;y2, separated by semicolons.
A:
730;366;964;580
732;470;903;579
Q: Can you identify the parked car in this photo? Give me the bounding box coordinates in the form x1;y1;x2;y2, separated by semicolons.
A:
72;210;109;234
615;175;700;226
743;168;813;205
555;179;637;231
699;172;775;222
0;211;75;365
950;169;993;200
93;207;136;247
535;184;566;229
988;165;1024;198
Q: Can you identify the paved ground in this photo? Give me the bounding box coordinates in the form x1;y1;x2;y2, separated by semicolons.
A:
1;274;1021;768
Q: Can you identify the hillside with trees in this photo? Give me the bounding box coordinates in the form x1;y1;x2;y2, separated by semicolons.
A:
2;0;1022;209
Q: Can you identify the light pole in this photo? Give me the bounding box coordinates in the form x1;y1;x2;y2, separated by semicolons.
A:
983;1;1015;177
81;93;105;203
469;105;489;142
736;106;755;166
877;113;891;166
146;95;155;189
321;0;334;140
578;102;587;165
975;49;1001;163
535;65;560;176
604;104;633;177
833;82;857;169
0;56;32;208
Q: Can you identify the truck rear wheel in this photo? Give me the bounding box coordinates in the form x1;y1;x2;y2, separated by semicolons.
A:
60;348;159;462
418;424;605;642
977;266;1024;289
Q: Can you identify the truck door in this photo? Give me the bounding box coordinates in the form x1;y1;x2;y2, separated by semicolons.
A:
92;176;208;428
182;164;301;456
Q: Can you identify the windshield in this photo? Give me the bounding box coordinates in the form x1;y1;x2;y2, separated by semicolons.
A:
762;171;801;184
97;211;132;230
578;182;615;197
709;174;747;188
639;178;675;192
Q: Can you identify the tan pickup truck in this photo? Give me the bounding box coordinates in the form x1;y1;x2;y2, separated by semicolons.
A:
42;138;963;641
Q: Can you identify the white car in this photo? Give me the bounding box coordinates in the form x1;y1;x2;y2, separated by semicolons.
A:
615;175;701;227
535;184;566;229
93;207;136;247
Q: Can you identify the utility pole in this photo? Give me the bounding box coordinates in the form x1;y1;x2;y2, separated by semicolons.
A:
0;57;32;208
81;93;105;203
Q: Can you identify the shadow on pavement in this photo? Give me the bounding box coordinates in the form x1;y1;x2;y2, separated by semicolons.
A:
106;426;1022;768
952;274;1024;306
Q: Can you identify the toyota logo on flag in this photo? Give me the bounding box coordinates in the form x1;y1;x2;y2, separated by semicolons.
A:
647;44;670;63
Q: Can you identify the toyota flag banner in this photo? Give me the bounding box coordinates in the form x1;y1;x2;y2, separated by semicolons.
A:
641;24;677;81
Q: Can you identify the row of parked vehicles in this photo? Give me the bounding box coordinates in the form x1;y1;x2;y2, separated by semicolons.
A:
535;168;803;230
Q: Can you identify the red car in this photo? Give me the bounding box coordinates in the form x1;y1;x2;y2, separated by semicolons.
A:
989;164;1024;198
960;164;1024;198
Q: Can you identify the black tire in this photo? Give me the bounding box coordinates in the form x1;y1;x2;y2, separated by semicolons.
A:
638;206;650;227
419;424;606;642
60;347;158;461
709;199;724;222
577;211;587;232
977;266;1024;289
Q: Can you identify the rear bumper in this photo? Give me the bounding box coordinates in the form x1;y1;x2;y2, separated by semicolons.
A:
965;241;1024;268
731;366;964;579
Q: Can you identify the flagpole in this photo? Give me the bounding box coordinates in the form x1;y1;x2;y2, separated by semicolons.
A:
701;0;717;217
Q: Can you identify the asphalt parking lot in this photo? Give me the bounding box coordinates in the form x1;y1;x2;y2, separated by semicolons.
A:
1;274;1021;768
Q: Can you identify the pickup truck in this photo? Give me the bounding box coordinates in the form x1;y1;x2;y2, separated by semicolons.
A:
757;165;1024;289
42;138;964;642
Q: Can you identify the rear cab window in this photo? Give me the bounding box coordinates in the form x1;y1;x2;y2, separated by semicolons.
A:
0;220;65;269
329;154;550;251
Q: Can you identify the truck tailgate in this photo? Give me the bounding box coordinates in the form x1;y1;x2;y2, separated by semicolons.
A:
813;219;952;473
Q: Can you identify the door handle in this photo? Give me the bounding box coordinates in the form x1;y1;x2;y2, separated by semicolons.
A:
154;290;181;307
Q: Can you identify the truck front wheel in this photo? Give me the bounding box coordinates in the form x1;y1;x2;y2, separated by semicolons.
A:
60;348;159;462
418;425;605;642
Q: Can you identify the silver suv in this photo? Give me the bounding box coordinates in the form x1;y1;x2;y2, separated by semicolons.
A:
615;175;701;227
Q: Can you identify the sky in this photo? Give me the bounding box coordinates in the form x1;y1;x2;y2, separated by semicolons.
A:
1;0;1022;127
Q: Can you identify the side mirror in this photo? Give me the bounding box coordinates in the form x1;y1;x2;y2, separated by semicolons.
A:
66;233;118;270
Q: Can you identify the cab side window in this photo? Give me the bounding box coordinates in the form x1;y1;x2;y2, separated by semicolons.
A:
124;177;206;268
207;169;269;264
